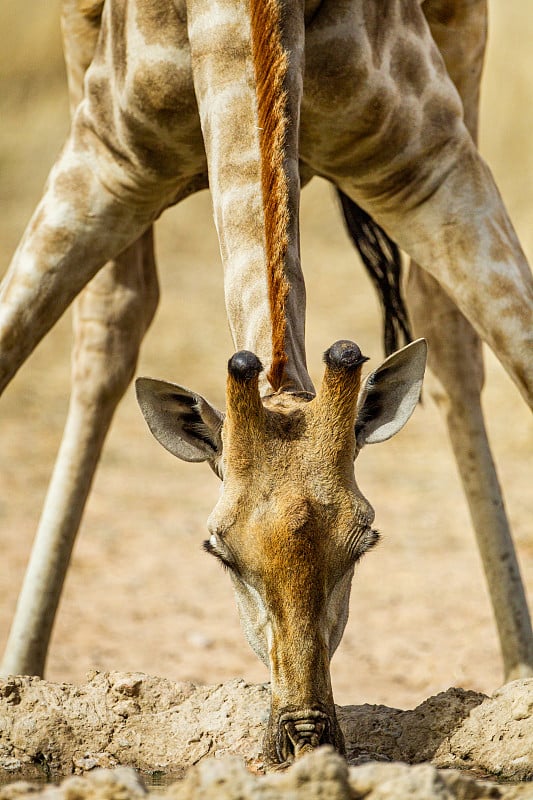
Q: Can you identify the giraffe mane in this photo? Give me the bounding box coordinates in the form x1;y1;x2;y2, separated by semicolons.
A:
249;0;290;392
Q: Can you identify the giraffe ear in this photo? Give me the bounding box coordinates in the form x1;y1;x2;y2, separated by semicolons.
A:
355;339;427;449
135;378;225;477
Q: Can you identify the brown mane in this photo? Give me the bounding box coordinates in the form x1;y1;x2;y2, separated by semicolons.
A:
249;0;290;391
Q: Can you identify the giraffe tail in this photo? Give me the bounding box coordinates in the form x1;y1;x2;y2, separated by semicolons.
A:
336;189;412;356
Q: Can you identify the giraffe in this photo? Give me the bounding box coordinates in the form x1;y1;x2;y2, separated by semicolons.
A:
1;0;532;765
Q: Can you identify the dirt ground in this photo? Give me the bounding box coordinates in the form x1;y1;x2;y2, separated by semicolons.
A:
0;1;532;713
2;674;533;786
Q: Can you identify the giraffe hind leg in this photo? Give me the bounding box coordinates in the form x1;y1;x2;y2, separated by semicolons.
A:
338;0;533;679
406;265;533;680
0;228;159;677
418;0;532;680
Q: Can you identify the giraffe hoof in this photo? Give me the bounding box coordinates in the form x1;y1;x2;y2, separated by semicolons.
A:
324;340;369;370
228;350;263;381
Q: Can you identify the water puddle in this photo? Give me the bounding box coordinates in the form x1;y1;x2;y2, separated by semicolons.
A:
0;764;529;794
0;767;182;791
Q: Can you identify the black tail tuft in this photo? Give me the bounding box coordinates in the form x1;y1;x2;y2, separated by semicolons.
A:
337;189;412;356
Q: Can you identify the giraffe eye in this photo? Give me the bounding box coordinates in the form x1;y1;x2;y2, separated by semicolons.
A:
202;537;236;572
348;527;381;562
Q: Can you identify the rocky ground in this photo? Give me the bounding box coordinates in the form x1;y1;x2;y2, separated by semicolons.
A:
1;673;532;799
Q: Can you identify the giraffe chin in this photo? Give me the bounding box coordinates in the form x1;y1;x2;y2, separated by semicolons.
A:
263;704;345;767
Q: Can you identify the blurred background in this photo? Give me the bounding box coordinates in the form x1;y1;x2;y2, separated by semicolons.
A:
0;1;531;708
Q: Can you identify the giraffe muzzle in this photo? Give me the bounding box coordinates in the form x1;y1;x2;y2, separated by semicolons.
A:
274;706;343;764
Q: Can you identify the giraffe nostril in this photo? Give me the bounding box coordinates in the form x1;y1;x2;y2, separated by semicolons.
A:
288;718;326;755
277;708;331;763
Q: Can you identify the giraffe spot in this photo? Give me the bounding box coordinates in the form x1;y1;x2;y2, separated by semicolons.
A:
86;71;115;135
420;94;460;147
489;229;514;266
217;152;262;195
30;223;77;268
389;38;429;98
489;240;514;266
363;1;395;68
131;60;196;130
423;0;457;27
380;109;414;160
485;272;522;305
53;167;93;210
441;220;480;265
400;0;429;38
305;28;370;100
135;0;183;47
120;108;183;177
303;84;415;183
357;86;392;136
25;206;47;239
303;49;372;134
429;44;447;77
109;0;127;84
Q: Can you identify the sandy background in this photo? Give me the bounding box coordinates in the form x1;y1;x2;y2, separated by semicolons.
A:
0;2;531;711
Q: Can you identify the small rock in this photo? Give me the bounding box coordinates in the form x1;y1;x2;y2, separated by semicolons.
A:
186;632;214;649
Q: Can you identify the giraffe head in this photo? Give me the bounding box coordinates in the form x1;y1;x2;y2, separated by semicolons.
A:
136;338;426;765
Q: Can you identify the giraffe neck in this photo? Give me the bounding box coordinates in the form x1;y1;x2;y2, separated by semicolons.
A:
186;0;311;394
249;0;290;391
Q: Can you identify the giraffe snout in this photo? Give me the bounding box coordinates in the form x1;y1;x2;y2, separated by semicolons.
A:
264;704;345;767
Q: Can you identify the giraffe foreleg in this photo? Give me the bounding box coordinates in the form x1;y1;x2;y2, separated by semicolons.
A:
0;229;158;677
406;264;533;681
0;119;168;397
0;132;165;392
